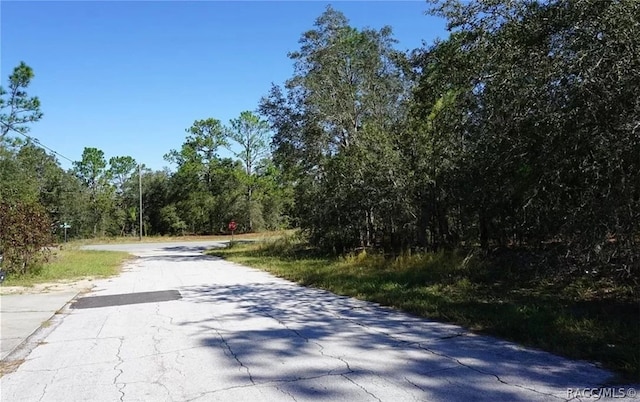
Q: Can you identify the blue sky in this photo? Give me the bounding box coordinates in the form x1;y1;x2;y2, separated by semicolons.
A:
1;1;448;172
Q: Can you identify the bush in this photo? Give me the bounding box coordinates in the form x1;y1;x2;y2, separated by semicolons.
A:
0;200;52;276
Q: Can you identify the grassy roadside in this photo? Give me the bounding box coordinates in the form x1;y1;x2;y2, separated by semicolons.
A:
1;247;131;287
210;236;639;382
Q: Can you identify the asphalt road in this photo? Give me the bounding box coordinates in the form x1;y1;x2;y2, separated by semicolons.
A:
0;241;628;401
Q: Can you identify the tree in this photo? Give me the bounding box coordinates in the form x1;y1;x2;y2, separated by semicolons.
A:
107;156;138;235
165;118;228;192
108;156;137;195
260;6;408;251
165;119;243;234
138;169;171;235
225;111;271;231
73;147;114;236
0;62;43;143
419;0;639;275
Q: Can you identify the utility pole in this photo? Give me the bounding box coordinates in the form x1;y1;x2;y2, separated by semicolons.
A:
139;164;143;241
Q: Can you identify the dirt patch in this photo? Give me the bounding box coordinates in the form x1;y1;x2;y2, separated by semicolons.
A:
0;278;96;296
0;359;25;377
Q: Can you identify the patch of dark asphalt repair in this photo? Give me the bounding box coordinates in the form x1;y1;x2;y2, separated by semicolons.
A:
71;290;182;309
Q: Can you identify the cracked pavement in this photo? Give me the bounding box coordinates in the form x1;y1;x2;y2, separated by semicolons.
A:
0;241;629;401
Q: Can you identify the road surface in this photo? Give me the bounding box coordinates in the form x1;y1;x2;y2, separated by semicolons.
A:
0;241;626;401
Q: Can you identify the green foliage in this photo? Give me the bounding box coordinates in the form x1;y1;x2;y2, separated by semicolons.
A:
226;111;270;176
225;111;272;231
160;116;291;235
163;119;237;234
260;6;408;251
0;201;52;276
414;0;640;276
159;204;187;235
0;61;43;143
107;156;138;235
72;147;115;236
259;1;639;283
108;156;137;194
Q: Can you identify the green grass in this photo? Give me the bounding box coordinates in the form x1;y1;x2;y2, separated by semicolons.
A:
211;235;640;382
2;248;131;287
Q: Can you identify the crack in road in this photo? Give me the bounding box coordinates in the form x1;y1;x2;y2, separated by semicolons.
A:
413;341;566;401
154;301;177;327
182;371;356;401
274;384;299;401
37;380;51;402
403;376;428;399
211;324;255;385
151;303;175;402
96;315;110;338
341;373;383;402
187;289;594;402
323;309;567;401
247;304;426;401
402;366;460;393
253;308;357;376
113;337;125;402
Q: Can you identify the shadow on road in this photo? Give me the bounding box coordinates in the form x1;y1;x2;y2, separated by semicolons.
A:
175;282;611;401
133;245;223;262
138;254;221;263
160;245;214;253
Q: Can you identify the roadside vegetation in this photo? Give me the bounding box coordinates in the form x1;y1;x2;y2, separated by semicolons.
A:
1;247;130;287
211;235;639;381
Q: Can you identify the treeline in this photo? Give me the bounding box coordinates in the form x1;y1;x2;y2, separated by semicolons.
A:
260;0;639;278
0;114;292;244
1;0;638;279
0;64;293;250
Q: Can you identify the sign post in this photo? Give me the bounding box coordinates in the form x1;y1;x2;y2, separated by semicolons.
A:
60;222;71;243
228;220;237;243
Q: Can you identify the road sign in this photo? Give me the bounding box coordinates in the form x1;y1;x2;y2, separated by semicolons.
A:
60;222;71;242
228;220;237;232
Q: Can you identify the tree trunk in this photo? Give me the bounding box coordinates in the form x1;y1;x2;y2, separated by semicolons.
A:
479;212;489;250
417;203;429;249
247;186;253;232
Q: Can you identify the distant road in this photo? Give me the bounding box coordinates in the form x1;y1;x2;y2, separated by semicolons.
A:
81;240;227;255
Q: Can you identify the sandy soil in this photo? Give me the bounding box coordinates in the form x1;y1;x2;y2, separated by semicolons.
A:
0;278;97;295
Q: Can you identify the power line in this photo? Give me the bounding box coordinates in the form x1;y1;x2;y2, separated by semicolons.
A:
13;131;75;164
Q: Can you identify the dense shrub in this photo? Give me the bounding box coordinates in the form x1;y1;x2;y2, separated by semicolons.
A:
0;200;52;276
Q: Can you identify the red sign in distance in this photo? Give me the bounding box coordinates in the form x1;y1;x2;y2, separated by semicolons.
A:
228;220;237;231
